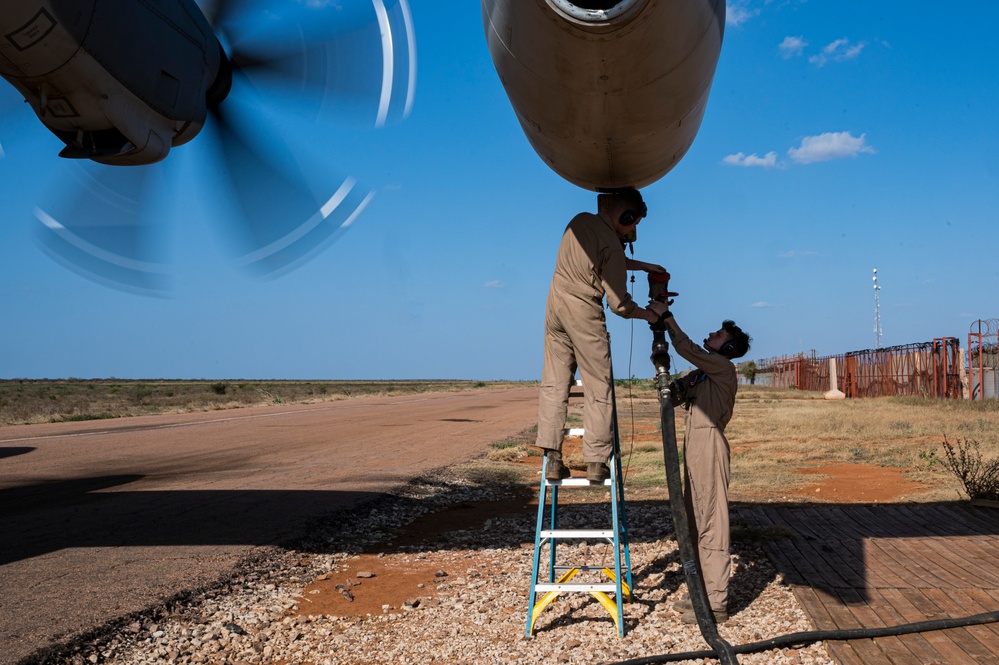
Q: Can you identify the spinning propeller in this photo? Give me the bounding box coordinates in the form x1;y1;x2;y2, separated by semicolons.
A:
2;0;415;295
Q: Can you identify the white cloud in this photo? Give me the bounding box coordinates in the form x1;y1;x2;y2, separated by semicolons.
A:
484;280;505;289
777;250;818;258
751;301;779;308
726;1;759;26
779;36;807;58
809;38;866;66
842;42;865;58
787;131;875;164
722;151;779;168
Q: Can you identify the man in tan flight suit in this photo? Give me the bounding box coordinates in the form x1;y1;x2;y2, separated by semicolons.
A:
663;314;751;624
536;188;669;482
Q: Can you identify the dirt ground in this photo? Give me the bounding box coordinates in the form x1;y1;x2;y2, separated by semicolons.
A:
0;389;541;665
4;387;950;664
291;437;934;623
291;497;534;619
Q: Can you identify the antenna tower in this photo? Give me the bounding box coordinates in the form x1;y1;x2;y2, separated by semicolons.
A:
873;268;882;349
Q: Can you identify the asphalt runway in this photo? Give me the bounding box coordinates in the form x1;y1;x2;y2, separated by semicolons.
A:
0;387;538;665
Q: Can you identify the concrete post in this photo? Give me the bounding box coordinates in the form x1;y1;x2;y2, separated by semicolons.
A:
824;357;845;400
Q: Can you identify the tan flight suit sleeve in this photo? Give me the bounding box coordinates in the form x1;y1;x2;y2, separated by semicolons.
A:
593;213;640;319
668;324;738;429
600;242;640;319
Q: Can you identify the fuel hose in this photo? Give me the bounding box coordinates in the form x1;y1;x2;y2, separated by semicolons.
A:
653;367;738;665
629;323;999;665
611;608;999;664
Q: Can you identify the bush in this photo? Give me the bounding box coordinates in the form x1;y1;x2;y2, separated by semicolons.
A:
940;437;999;501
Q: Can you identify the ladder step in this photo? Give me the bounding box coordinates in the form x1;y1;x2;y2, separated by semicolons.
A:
541;529;614;539
535;583;620;593
552;565;618;573
563;427;585;437
545;477;611;487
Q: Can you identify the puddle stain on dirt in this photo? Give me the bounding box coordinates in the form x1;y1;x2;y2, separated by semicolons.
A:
291;498;533;620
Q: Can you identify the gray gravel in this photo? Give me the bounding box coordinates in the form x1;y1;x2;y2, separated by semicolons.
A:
38;468;833;665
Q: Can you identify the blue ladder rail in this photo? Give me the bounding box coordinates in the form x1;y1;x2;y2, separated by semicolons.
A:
525;377;633;637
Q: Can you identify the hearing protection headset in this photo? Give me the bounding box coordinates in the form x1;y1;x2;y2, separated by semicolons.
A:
619;201;648;227
719;339;738;358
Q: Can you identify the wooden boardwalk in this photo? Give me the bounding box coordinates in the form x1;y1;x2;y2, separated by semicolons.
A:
736;503;999;665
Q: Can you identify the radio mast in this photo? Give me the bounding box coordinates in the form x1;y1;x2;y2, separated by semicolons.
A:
873;268;882;349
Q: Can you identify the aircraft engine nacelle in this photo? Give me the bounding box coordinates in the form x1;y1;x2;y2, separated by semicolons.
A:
0;0;221;165
482;0;725;191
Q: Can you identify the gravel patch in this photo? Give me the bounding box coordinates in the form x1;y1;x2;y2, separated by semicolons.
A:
34;468;833;665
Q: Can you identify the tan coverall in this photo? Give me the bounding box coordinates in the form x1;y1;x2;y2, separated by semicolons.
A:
670;325;738;615
536;211;643;463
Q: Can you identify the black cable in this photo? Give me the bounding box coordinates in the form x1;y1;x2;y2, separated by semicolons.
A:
624;271;637;480
609;609;999;664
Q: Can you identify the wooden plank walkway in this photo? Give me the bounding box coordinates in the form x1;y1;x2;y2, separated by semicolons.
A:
736;503;999;665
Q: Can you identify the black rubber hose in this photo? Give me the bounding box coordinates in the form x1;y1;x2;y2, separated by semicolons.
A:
656;382;739;665
609;609;999;664
638;332;999;664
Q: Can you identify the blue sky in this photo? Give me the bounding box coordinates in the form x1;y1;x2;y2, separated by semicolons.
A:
1;1;997;380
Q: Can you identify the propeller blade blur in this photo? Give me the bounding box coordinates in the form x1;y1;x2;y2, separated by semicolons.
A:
13;0;416;294
33;162;170;296
213;0;416;128
207;104;374;277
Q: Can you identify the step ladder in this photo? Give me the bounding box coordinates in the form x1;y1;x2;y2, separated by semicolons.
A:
526;380;633;637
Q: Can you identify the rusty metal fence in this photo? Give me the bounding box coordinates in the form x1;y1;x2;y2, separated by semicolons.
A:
969;319;999;400
751;339;964;399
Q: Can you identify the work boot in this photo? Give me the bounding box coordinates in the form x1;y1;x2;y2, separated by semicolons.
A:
681;609;728;625
673;593;692;613
586;462;610;483
545;451;571;481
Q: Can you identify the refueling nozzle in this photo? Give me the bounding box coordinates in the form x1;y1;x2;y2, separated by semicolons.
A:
648;272;677;394
647;271;677;333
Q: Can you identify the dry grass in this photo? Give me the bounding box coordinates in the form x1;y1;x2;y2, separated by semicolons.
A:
720;387;999;501
10;379;999;504
0;379;531;426
489;384;999;504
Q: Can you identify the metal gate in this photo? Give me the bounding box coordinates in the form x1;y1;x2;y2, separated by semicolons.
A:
754;339;963;398
968;319;999;400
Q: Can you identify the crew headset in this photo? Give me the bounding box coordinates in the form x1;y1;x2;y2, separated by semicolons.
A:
619;202;647;247
718;338;738;358
619;202;647;227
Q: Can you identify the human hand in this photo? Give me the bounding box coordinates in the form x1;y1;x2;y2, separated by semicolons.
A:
648;301;669;318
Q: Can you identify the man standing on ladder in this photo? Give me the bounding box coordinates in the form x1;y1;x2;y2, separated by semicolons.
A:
535;187;669;483
662;313;751;624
